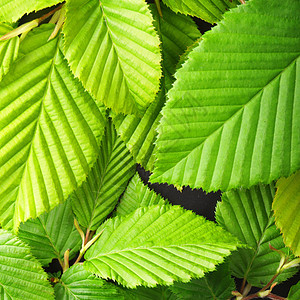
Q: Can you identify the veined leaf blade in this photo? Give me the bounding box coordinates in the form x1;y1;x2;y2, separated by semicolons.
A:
63;0;161;115
151;0;300;192
0;0;62;23
112;3;200;170
54;264;123;299
0;25;106;230
116;173;167;216
84;204;240;288
288;281;300;300
216;184;298;287
18;200;81;266
273;170;300;256
70;120;135;230
0;229;54;299
0;23;19;81
162;0;240;23
170;262;235;300
119;285;176;300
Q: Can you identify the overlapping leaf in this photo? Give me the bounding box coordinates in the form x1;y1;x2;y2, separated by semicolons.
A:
54;264;123;300
84;204;240;288
0;23;19;81
151;0;300;192
273;170;300;256
0;25;106;230
0;229;54;299
170;263;235;300
120;285;176;300
216;184;298;287
18;200;81;266
162;0;239;23
288;281;300;300
116;173;166;216
0;0;62;23
70;120;135;230
112;3;200;170
63;0;161;115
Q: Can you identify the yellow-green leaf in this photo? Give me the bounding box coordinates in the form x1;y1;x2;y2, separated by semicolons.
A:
273;170;300;256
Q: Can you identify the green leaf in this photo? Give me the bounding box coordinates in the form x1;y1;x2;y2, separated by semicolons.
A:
116;173;167;217
84;204;239;288
18;199;81;267
0;229;54;299
112;3;200;170
151;0;300;192
120;285;176;300
54;264;123;299
70;120;135;231
170;262;235;300
63;0;161;115
0;23;19;81
0;0;62;23
273;170;300;256
0;25;106;230
162;0;239;23
288;281;300;300
216;183;298;287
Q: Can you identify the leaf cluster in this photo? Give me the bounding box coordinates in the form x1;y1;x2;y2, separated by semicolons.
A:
0;0;299;299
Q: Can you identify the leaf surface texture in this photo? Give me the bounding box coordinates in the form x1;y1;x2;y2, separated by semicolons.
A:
0;25;106;230
0;23;19;81
84;204;239;288
288;281;300;300
120;285;176;300
54;264;123;299
116;173;166;216
63;0;161;115
273;170;300;256
151;0;300;192
18;200;81;266
112;3;200;170
71;120;135;230
216;184;298;287
162;0;239;23
0;0;62;23
170;263;235;300
0;229;54;299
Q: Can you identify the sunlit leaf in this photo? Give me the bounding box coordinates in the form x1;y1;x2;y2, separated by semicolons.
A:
63;0;161;115
0;25;106;230
151;0;300;192
216;183;298;287
273;170;300;256
0;229;54;299
84;204;240;288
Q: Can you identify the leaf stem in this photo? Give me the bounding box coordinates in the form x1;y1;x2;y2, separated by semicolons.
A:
62;249;70;272
242;293;286;300
57;257;65;271
38;4;64;23
267;294;287;300
74;218;85;249
259;273;278;292
84;228;91;245
240;278;247;294
0;4;64;41
154;0;163;17
74;229;104;265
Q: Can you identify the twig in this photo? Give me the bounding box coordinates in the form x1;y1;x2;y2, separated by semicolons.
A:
154;0;163;17
38;4;63;23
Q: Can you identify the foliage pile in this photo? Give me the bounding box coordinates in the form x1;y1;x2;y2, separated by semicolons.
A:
0;0;299;299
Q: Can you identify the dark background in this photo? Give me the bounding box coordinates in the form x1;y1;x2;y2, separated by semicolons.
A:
21;3;299;299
